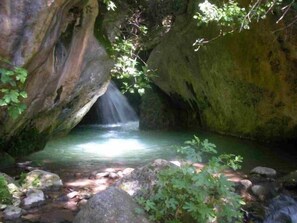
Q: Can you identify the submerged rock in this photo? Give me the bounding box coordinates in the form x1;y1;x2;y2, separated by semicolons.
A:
73;187;150;223
22;170;63;191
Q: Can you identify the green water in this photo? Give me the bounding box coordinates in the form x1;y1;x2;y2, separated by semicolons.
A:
25;122;297;174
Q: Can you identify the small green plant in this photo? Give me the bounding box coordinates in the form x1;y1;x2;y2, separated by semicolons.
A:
110;37;153;95
138;136;244;223
18;172;27;186
0;58;28;119
0;175;12;205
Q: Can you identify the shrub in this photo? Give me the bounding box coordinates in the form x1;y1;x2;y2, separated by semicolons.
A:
0;57;28;119
138;136;244;223
0;175;12;205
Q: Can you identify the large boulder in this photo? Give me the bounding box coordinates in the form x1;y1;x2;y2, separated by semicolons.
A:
114;159;175;199
0;0;112;155
73;187;150;223
144;2;297;141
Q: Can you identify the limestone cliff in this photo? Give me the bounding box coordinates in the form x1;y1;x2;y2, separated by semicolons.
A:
0;0;112;155
144;5;297;141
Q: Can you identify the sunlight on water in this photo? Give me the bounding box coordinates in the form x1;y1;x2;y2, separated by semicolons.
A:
77;138;146;157
25;122;297;173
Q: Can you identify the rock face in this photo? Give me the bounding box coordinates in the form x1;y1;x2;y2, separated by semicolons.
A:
0;0;112;155
144;3;297;141
73;187;150;223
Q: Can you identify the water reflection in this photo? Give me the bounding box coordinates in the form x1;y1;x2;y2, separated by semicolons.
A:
25;122;297;173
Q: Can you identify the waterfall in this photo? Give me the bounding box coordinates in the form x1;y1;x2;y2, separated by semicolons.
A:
97;81;138;124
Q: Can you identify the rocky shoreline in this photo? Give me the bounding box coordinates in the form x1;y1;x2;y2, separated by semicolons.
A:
1;160;297;223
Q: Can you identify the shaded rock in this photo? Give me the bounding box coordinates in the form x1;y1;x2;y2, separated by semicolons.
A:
251;167;277;178
114;159;174;199
73;187;150;223
23;189;45;209
264;195;297;223
78;199;88;208
251;183;280;201
145;7;297;141
0;153;15;169
3;205;22;221
279;170;297;188
22;170;63;191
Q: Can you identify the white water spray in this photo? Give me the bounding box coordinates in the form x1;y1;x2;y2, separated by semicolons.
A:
98;81;138;124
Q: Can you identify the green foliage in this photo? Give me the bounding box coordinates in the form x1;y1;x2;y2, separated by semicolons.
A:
138;136;244;223
193;0;284;50
0;58;28;119
18;172;27;186
110;37;153;95
103;0;116;11
0;176;12;205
